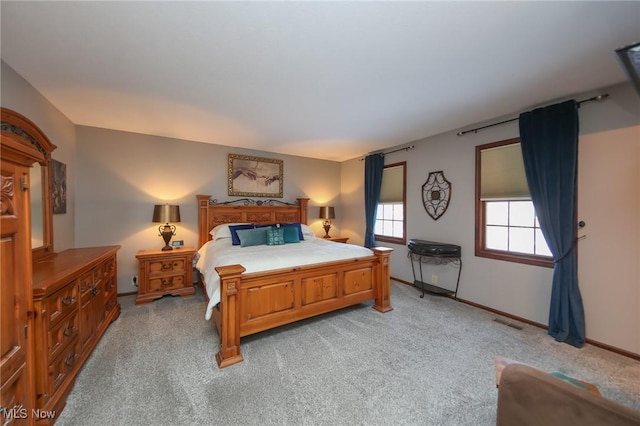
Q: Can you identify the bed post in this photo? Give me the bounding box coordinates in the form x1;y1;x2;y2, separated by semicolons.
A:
296;198;309;224
196;194;211;248
214;264;246;368
371;247;394;313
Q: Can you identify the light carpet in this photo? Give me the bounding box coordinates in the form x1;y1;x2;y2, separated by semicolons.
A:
57;282;640;425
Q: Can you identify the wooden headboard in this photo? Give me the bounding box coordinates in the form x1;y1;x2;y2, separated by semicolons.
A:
196;195;309;248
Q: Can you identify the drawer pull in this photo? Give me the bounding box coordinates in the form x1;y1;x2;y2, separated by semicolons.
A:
65;353;78;367
63;325;75;337
91;286;99;296
162;262;173;270
61;296;76;306
161;278;174;287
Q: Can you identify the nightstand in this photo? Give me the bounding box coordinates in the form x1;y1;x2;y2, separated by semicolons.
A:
325;236;349;243
135;247;196;305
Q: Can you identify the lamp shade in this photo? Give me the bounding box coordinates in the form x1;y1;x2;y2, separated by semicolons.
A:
152;204;181;223
318;206;335;220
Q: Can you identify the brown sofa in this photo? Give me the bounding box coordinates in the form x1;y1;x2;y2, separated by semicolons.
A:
496;363;640;426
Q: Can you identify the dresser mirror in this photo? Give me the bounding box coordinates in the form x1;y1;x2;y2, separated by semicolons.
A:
1;107;56;261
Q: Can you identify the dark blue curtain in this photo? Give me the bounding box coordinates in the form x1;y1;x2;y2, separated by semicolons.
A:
519;100;585;348
364;154;384;248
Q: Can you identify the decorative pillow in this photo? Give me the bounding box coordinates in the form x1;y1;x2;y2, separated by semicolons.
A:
266;226;285;245
229;224;255;246
300;223;314;238
282;225;300;243
281;222;305;241
236;227;268;247
209;223;251;241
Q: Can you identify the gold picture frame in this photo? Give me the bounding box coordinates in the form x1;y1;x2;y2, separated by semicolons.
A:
228;154;283;198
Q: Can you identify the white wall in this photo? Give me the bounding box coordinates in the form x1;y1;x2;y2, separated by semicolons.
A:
1;60;76;251
340;81;640;355
74;126;343;294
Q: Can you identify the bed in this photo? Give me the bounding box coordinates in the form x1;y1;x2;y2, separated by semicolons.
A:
196;195;393;368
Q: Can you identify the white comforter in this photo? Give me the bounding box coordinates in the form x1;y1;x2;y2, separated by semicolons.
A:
196;236;374;320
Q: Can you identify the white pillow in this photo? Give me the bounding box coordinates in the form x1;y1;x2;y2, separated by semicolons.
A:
209;223;251;241
300;223;315;238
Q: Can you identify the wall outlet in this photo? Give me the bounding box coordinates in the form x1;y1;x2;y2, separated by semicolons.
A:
431;274;438;285
132;275;138;287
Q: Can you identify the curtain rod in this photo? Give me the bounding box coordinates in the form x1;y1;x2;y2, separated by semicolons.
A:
359;145;415;161
456;93;610;137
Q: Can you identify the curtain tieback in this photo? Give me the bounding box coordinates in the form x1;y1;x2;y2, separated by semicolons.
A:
553;239;578;264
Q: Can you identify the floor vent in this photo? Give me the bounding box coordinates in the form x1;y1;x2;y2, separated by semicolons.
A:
493;318;523;330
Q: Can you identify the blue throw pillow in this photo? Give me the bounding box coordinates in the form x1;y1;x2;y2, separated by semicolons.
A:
236;227;268;247
229;224;254;245
266;226;285;245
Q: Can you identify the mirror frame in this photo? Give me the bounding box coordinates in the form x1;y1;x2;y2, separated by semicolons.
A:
1;108;57;261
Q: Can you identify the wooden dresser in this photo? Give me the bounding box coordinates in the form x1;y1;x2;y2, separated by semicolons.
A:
31;246;120;423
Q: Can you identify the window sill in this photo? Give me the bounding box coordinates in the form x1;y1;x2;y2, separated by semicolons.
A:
475;248;553;268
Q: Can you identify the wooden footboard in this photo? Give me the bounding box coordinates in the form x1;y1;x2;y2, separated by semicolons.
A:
214;247;393;368
195;194;393;368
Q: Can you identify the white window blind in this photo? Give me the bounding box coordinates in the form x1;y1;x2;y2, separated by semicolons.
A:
480;143;530;200
379;165;404;203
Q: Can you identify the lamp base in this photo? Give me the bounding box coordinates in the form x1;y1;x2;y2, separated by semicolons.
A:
323;223;331;239
159;224;176;251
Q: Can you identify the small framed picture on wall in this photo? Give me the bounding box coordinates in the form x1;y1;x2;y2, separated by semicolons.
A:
51;159;67;214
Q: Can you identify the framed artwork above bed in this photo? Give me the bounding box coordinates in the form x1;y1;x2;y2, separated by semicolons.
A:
228;153;283;198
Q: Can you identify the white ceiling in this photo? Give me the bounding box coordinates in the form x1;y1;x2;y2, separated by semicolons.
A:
1;1;638;161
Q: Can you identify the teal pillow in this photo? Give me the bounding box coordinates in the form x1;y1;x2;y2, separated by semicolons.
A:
282;225;300;243
266;226;285;245
236;227;268;247
282;222;305;241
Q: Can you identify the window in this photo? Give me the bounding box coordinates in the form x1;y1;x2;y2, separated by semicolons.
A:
475;139;552;267
374;162;406;245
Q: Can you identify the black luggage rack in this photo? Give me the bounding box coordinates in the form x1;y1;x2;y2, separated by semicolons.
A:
407;239;462;299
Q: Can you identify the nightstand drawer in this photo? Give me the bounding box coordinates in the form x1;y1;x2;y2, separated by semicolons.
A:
148;258;187;274
148;275;185;292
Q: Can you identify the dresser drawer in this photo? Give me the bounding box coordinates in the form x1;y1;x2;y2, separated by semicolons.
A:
48;311;79;360
46;283;79;328
77;270;94;296
148;258;187;275
104;276;116;298
49;338;81;394
94;256;116;284
105;295;118;318
148;275;184;292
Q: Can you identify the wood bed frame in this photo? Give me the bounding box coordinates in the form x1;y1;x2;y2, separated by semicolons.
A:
196;195;393;368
